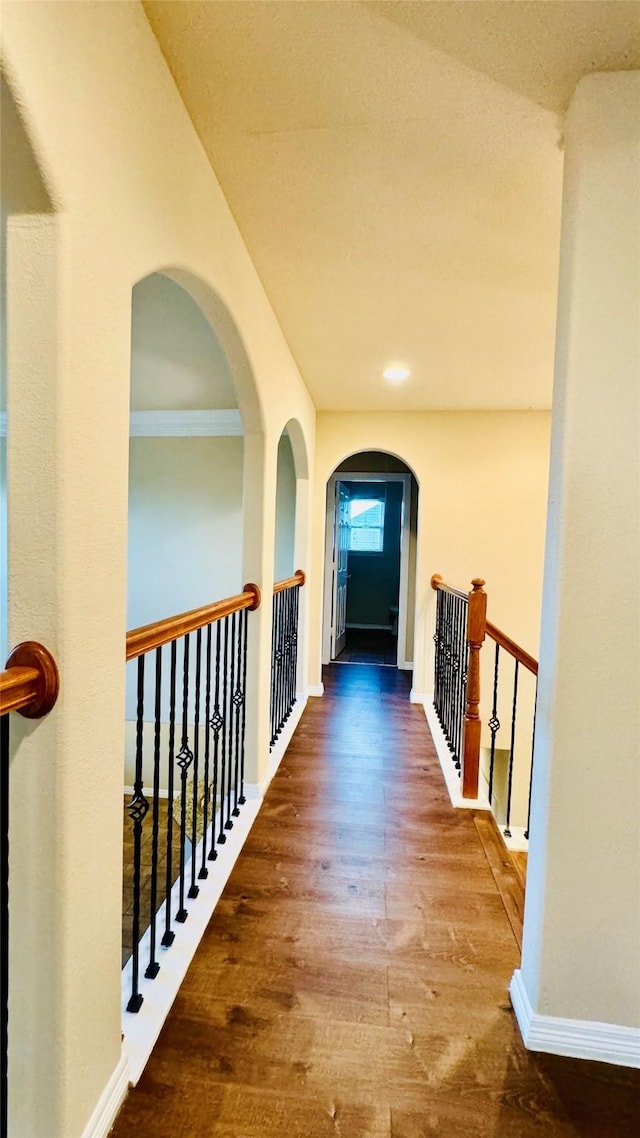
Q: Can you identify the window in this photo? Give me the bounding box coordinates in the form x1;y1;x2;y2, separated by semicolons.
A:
348;497;385;552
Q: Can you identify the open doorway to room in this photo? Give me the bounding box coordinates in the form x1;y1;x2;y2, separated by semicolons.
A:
322;451;418;671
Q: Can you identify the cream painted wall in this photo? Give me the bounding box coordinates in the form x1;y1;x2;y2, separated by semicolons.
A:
520;73;640;1034
127;437;244;628
310;411;551;695
131;272;236;411
1;4;315;1136
274;431;296;581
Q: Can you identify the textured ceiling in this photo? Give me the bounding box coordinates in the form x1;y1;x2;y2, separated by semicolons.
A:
143;1;640;411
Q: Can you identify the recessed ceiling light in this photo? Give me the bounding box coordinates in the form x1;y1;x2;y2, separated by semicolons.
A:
383;364;411;383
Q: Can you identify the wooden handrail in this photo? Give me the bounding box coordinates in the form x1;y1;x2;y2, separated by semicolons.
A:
486;621;538;675
430;573;467;601
1;641;60;718
273;569;306;595
126;583;261;662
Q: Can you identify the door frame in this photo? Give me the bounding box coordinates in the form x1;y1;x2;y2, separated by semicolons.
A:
322;472;413;668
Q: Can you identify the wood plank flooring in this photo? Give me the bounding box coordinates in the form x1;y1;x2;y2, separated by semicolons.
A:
111;664;640;1137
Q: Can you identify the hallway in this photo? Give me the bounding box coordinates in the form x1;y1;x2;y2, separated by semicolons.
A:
111;666;639;1137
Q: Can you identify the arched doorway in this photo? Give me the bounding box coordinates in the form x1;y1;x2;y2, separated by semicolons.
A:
322;451;418;671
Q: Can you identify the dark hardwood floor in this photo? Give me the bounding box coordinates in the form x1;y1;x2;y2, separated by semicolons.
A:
335;628;398;666
111;664;639;1137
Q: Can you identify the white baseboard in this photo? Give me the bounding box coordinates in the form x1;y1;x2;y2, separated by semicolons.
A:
80;1052;130;1138
122;798;261;1084
420;694;490;811
307;682;324;697
252;693;308;798
510;970;640;1069
409;688;428;704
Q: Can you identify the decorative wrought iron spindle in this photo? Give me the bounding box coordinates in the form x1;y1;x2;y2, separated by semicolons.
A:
433;584;468;774
238;608;249;807
126;654;149;1012
232;609;244;818
217;616;229;845
504;659;520;839
145;646;162;980
199;624;212;881
208;622;223;862
487;641;501;805
188;628;202;900
162;640;177;948
176;634;193;923
525;680;538;841
270;579;302;748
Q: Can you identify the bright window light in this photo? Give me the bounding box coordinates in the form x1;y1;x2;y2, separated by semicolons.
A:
349;498;385;552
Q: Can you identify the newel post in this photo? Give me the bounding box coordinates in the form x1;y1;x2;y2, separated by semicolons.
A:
462;578;487;799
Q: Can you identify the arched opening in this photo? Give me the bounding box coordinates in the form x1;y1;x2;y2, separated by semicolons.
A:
322;450;419;672
122;269;265;1049
127;271;245;630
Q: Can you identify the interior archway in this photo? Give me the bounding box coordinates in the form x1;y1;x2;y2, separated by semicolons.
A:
322;449;419;672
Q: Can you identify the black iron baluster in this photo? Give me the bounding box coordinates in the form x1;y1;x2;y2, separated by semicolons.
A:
225;611;236;831
487;642;501;805
438;591;447;732
1;712;9;1138
504;659;520;839
217;616;229;845
176;634;193;923
433;588;442;722
452;596;462;766
145;647;162;980
276;591;283;732
525;678;538;841
232;606;244;818
199;623;213;880
127;655;149;1012
208;621;223;861
188;629;202;900
238;607;248;807
162;640;177;947
270;591;278;747
290;585;300;714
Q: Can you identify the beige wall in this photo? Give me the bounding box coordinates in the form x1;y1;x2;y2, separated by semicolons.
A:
520;73;640;1033
310;411;551;694
2;3;314;1135
127;436;245;629
274;431;296;581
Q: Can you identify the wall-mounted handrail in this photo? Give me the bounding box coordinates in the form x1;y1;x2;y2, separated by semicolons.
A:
126;584;261;662
1;641;60;718
486;621;538;676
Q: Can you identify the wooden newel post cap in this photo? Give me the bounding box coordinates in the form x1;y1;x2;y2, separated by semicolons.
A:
470;578;486;591
430;573;443;590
